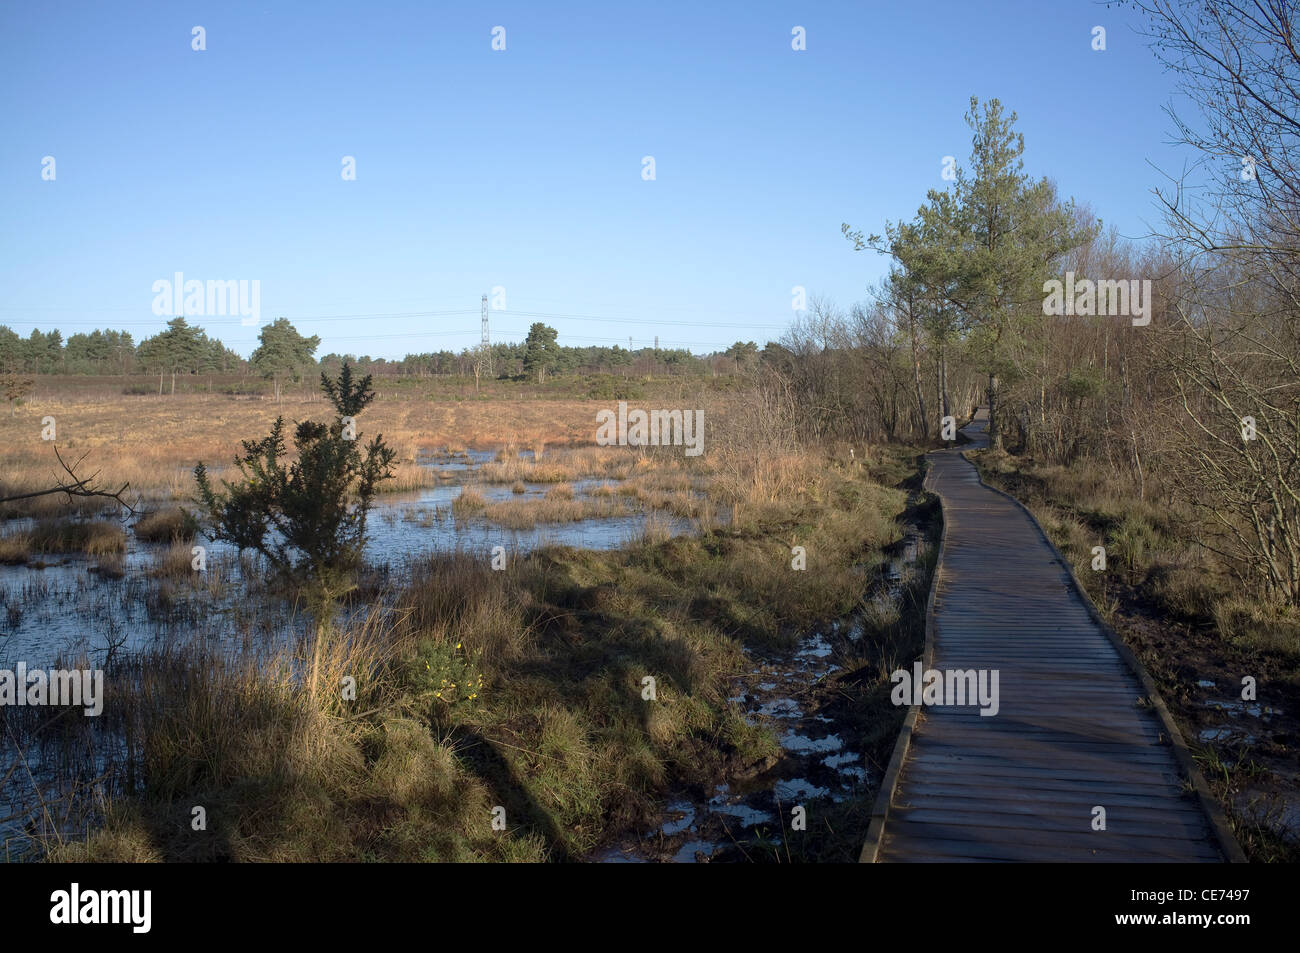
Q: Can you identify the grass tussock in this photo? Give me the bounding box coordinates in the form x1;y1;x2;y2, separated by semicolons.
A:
133;507;199;543
0;531;31;564
451;486;487;517
27;518;126;556
151;540;197;578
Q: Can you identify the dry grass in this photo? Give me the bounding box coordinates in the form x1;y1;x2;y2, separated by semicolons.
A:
25;518;127;556
0;386;600;516
46;606;542;863
545;483;575;501
451;487;488;517
479;495;630;530
151;540;197;578
0;531;30;564
133;507;198;543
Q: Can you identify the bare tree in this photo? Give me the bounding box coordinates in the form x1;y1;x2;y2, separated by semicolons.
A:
0;445;133;513
1127;0;1300;606
1;373;32;416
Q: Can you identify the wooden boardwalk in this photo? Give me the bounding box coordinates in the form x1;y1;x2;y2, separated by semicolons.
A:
863;410;1241;862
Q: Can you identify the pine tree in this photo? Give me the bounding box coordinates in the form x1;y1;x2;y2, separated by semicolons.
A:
137;317;205;395
848;98;1092;448
522;323;559;383
948;98;1092;449
250;318;321;402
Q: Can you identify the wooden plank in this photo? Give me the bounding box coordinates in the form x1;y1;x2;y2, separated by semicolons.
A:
895;791;1210;821
896;773;1195;800
879;834;1216;863
889;806;1212;839
880;819;1221;860
912;741;1180;767
901;761;1186;789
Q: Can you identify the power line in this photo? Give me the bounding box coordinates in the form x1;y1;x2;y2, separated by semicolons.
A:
318;330;741;349
1;304;785;353
495;309;790;329
0;307;789;330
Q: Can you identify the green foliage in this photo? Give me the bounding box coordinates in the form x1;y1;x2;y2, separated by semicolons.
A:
846;96;1096;447
64;329;136;374
0;326;21;372
250;317;321;398
320;360;372;416
1;328;66;374
403;639;485;723
1061;368;1105;402
584;373;643;401
137;317;204;373
725;340;759;369
1;321;238;379
135;317;230;392
922;99;1091;347
522;322;560;382
193;361;397;598
759;341;794;373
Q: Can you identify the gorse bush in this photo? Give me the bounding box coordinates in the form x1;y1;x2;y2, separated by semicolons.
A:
403;638;486;725
194;361;396;600
584;373;643;401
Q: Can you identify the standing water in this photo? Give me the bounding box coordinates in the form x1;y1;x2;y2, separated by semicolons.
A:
594;523;927;862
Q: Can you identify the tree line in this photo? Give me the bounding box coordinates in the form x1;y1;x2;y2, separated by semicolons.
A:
0;316;772;385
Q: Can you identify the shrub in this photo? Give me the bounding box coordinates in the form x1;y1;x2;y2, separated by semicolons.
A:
194;361;396;597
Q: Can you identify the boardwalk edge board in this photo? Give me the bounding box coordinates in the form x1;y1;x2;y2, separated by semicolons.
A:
861;418;1247;864
859;449;948;863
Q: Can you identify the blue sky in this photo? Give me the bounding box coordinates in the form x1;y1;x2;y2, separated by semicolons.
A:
1;0;1190;359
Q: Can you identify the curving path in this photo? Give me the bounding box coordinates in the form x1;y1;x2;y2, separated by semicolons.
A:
863;410;1240;862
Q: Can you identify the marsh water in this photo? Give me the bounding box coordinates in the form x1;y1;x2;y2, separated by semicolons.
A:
0;450;694;670
0;448;706;855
